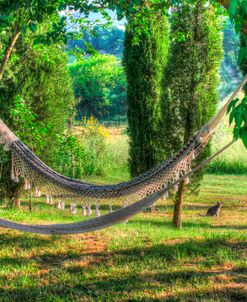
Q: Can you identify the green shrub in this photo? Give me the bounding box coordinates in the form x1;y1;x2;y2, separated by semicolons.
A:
54;117;129;180
70;55;127;121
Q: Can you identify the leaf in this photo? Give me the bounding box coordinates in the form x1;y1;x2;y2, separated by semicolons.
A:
238;47;246;65
240;127;247;148
229;108;237;125
233;126;241;140
228;0;238;22
235;108;243;129
29;22;37;33
242;109;247;124
227;98;239;114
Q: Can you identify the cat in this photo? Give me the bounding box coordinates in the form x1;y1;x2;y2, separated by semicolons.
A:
206;202;222;217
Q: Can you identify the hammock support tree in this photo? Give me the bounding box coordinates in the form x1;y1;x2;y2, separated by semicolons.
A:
0;75;246;235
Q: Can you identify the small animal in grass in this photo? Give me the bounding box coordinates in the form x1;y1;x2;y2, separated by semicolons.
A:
206;202;222;217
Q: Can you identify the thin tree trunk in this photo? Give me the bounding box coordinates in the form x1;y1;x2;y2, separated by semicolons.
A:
29;191;32;211
14;198;21;208
216;0;229;9
68;116;73;131
172;181;185;229
0;30;22;81
12;184;22;209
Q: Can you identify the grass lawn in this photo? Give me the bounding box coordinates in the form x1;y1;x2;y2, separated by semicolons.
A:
0;174;246;301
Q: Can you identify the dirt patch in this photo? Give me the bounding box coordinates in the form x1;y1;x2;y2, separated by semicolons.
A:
163;238;188;245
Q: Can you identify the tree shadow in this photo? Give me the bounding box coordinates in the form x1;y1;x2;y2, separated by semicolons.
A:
154;204;211;212
162;285;247;302
0;237;245;301
0;232;56;249
212;225;247;230
129;219;211;229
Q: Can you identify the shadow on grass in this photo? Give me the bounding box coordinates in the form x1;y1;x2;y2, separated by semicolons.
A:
130;217;247;231
0;237;246;301
0;232;56;250
153;204;211;212
129;219;211;230
212;225;247;230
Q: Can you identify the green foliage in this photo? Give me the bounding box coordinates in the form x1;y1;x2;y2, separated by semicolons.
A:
0;0;96;46
55;117;109;178
68;25;125;58
54;118;128;178
123;9;169;177
220;18;242;100
70;54;127;120
0;29;74;201
10;96;51;151
228;95;247;146
228;0;247;37
160;0;223;194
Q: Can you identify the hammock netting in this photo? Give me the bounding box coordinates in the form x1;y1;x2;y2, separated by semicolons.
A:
0;74;246;235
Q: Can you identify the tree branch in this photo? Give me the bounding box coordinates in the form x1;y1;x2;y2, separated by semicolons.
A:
0;30;22;81
215;0;229;9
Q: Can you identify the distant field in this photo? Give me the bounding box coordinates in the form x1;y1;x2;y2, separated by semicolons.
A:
208;109;247;174
98;110;247;178
73;101;247;181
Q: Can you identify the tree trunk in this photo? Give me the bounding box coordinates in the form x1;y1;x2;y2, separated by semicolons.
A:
68;116;73;131
29;191;32;211
0;30;22;81
172;181;185;229
13;197;21;208
12;184;22;208
216;0;229;9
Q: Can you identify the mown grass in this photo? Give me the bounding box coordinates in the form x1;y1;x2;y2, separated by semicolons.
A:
0;174;246;301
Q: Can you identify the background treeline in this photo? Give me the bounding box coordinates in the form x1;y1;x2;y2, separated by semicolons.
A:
68;19;241;125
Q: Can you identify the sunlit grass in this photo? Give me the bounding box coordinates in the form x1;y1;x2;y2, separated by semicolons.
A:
0;122;247;301
207;113;247;174
0;174;246;301
0;186;246;301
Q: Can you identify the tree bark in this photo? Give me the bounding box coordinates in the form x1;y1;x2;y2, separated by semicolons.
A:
0;30;22;81
215;0;229;9
13;197;21;208
68;116;73;131
29;191;32;211
172;181;185;229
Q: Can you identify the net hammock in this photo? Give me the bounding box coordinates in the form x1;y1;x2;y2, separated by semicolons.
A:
0;74;246;235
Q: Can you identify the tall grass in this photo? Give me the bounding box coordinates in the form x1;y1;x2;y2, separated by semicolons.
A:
74;124;130;184
77;103;247;182
207;108;247;175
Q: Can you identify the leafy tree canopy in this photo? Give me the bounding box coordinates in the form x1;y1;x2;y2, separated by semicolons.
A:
70;54;126;120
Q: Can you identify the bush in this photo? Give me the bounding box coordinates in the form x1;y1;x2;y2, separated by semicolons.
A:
70;54;127;121
55;117;114;178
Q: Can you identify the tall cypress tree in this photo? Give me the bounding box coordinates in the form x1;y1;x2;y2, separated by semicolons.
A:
123;8;169;177
160;0;223;228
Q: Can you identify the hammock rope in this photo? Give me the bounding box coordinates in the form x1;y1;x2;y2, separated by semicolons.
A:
0;140;234;235
0;74;246;235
